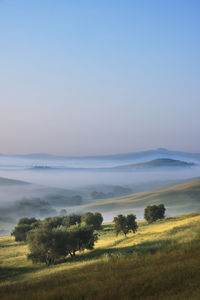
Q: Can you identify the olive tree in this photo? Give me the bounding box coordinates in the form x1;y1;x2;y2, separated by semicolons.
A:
81;212;103;230
113;214;138;236
11;217;40;241
144;204;166;224
27;223;98;264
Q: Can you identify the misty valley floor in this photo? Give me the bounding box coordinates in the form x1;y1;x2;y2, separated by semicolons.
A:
0;212;200;299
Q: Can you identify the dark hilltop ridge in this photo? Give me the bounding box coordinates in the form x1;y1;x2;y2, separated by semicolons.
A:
113;158;195;170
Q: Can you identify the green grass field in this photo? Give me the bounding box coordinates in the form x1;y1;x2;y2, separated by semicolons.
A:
0;212;200;299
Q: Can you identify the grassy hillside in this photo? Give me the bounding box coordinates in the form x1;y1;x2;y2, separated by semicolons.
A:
0;212;200;299
78;179;200;217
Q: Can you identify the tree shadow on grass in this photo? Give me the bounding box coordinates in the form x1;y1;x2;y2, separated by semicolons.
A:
0;266;40;282
63;237;178;264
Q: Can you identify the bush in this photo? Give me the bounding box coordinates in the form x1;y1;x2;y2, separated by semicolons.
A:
144;204;166;223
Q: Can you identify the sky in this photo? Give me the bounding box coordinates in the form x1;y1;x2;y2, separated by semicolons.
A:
0;0;200;156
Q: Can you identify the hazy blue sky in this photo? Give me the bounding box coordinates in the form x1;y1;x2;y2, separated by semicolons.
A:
0;0;200;155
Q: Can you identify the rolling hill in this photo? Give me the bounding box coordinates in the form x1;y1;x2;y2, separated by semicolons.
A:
113;158;195;170
0;177;30;186
76;179;200;218
1;148;200;164
0;212;200;299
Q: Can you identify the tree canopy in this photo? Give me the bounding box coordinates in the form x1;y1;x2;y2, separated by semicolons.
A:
12;217;40;241
113;214;138;236
144;204;166;223
81;212;103;230
27;223;98;265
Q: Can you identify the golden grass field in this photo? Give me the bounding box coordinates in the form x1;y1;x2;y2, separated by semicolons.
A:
78;179;200;215
0;211;200;299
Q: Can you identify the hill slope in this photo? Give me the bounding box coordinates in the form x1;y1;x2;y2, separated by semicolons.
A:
116;158;195;169
0;212;200;299
0;177;30;186
77;179;200;218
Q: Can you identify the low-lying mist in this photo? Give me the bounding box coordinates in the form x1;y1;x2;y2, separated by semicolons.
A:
1;152;200;234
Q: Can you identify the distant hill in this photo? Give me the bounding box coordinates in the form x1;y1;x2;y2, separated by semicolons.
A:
77;179;200;218
30;166;56;170
27;158;196;172
114;158;195;170
1;148;200;162
0;177;30;186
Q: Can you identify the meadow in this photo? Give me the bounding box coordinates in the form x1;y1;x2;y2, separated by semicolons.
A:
0;212;200;299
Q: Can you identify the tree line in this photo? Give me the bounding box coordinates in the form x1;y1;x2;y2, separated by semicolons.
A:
11;204;166;265
12;212;103;265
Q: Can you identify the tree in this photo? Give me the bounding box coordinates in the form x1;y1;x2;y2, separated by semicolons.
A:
27;223;98;264
113;214;138;236
11;217;40;241
67;224;98;257
144;204;166;224
126;214;138;233
27;224;57;265
81;212;103;230
44;216;64;229
114;215;128;236
62;214;81;227
18;217;38;225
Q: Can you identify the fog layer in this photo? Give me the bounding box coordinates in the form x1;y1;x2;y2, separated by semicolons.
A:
0;150;200;233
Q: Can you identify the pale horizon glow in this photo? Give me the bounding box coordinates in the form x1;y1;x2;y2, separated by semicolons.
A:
0;1;200;156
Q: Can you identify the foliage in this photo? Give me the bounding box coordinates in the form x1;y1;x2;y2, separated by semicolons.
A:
113;214;138;236
67;224;98;257
126;214;138;233
62;214;81;227
1;212;200;300
27;225;56;265
27;222;98;264
11;217;40;241
81;212;103;230
144;204;166;223
18;217;38;225
43;216;64;229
